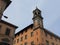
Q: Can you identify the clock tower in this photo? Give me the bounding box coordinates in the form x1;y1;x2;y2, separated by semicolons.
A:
32;7;43;29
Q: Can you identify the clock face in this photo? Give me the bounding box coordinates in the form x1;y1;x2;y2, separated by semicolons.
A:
34;19;40;26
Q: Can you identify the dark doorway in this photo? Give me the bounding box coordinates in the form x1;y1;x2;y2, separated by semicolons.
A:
0;42;10;45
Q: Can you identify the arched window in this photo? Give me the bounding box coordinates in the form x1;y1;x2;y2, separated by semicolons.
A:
5;28;10;36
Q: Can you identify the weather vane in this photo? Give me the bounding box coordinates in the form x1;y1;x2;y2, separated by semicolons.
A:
36;0;38;7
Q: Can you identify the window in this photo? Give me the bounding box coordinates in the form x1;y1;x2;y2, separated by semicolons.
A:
55;38;57;41
36;31;38;35
24;42;27;45
25;35;27;39
46;40;49;45
2;38;10;42
21;32;23;34
56;44;58;45
59;39;60;42
20;44;23;45
31;32;33;37
45;33;47;37
50;35;52;39
13;40;16;44
20;37;23;41
25;30;27;32
38;44;40;45
41;44;44;45
52;42;54;45
0;7;2;13
37;38;38;41
5;28;10;36
17;39;19;43
0;25;1;30
31;41;34;45
42;38;44;42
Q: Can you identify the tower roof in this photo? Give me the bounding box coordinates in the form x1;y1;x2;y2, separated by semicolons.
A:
33;7;41;13
32;7;43;19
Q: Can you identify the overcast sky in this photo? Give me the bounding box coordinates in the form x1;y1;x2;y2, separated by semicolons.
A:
2;0;60;36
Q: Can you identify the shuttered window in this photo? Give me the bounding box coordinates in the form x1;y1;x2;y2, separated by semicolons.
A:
5;28;10;36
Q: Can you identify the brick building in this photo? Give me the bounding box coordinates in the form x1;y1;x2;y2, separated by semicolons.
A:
14;8;60;45
0;0;18;45
0;20;18;45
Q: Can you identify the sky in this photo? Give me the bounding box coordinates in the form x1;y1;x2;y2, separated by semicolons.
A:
2;0;60;36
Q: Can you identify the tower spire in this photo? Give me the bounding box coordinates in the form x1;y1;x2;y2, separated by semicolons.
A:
36;6;37;8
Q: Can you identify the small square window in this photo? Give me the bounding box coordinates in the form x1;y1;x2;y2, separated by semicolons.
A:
24;42;27;45
25;30;27;32
50;35;53;39
13;40;16;44
31;41;34;45
46;40;49;45
31;32;33;37
25;35;27;39
5;28;10;36
20;37;23;41
56;44;58;45
20;44;23;45
17;39;19;43
52;42;54;45
0;25;2;30
45;33;47;37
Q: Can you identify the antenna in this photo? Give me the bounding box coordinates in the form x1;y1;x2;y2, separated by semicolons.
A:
36;0;38;6
34;0;39;8
36;6;38;9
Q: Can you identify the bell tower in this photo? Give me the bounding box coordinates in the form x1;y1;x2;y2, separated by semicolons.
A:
32;7;43;29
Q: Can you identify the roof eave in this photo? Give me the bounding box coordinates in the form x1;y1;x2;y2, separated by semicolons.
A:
0;20;18;29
